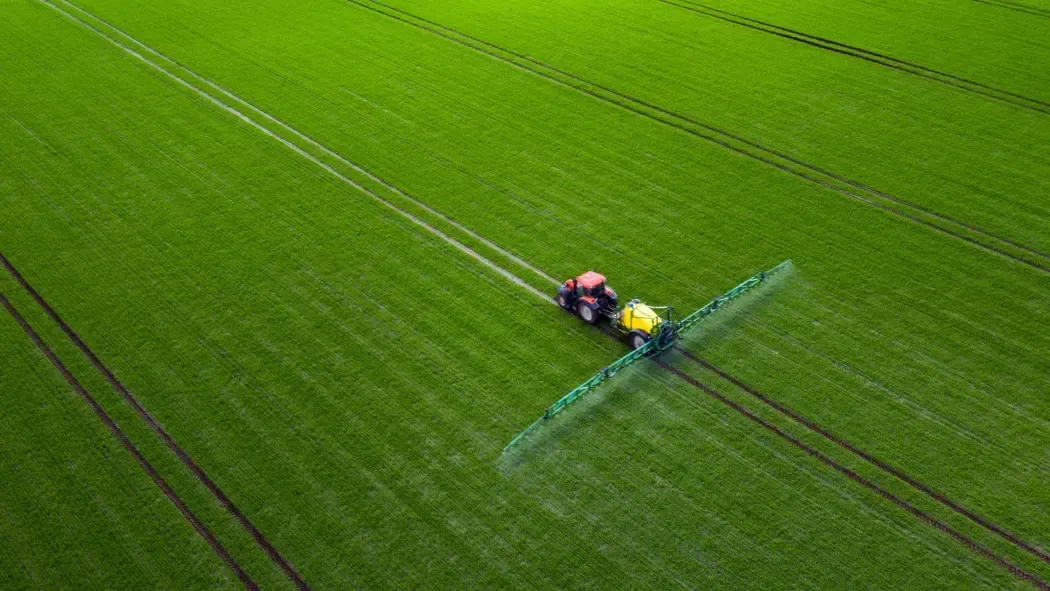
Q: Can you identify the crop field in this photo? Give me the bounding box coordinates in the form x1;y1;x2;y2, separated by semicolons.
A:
1;0;1048;588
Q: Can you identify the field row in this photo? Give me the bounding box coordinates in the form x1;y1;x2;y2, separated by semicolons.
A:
0;281;242;589
360;0;1050;254
677;0;1050;102
1;0;1048;588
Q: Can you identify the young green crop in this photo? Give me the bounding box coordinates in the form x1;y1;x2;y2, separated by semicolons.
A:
687;0;1050;104
2;0;1049;589
0;286;239;589
50;0;1050;545
340;0;1050;254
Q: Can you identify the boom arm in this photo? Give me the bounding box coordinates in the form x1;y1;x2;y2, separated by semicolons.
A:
503;259;791;453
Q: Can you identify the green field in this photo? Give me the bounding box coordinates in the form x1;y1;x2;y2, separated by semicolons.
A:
1;0;1048;588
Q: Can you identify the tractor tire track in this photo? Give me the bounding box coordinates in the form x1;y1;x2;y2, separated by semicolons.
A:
43;0;554;302
0;254;311;590
28;0;1047;584
347;0;1050;275
657;0;1050;114
0;290;258;590
676;348;1050;566
973;0;1050;18
657;359;1050;590
56;0;558;289
66;0;1050;277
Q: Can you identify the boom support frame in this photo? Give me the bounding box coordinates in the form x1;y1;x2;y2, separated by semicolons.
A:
503;259;791;453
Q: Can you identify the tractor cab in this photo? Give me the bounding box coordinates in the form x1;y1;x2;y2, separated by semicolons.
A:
575;271;610;298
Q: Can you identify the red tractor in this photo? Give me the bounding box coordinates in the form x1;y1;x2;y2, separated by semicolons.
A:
556;271;619;325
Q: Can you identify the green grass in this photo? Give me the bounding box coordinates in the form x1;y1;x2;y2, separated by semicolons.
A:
1;0;1049;588
0;290;237;589
352;0;1050;253
643;0;1050;104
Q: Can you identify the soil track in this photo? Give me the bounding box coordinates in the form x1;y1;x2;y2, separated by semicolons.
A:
22;0;1050;584
0;290;257;590
349;0;1050;275
657;358;1050;590
677;348;1050;566
0;254;310;590
657;0;1050;114
973;0;1050;17
53;0;1050;278
43;0;552;302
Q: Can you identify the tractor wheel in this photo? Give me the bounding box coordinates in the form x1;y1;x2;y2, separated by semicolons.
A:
629;331;651;351
577;302;599;325
557;293;571;310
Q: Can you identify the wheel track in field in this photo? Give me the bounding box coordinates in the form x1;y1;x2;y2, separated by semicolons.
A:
25;0;1050;584
52;0;1050;276
655;0;1050;115
0;254;310;591
22;2;555;581
44;0;556;301
657;358;1050;590
675;348;1050;567
973;0;1050;18
346;0;1050;276
0;289;258;590
557;275;1050;578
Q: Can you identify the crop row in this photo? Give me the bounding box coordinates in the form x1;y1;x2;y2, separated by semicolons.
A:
677;0;1050;103
2;0;1048;588
360;0;1050;254
53;0;1050;549
0;278;239;589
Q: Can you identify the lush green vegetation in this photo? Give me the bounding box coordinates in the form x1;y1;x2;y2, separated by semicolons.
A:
693;0;1050;102
360;0;1050;252
0;291;236;589
1;0;1048;588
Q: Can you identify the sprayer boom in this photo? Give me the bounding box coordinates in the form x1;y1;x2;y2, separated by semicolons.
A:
503;260;791;453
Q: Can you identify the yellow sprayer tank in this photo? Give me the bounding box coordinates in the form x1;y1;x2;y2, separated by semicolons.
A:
619;300;663;335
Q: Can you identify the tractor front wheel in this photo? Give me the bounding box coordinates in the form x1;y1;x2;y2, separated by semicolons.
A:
557;293;571;310
577;302;599;325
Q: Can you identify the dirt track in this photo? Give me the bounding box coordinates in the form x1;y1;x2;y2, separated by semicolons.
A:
1;253;309;590
0;289;257;589
658;356;1050;590
679;348;1050;566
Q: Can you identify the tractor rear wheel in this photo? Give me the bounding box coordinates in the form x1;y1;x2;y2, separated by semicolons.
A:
577;302;598;325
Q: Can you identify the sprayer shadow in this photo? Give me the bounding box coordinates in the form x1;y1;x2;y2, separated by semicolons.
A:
500;264;798;474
